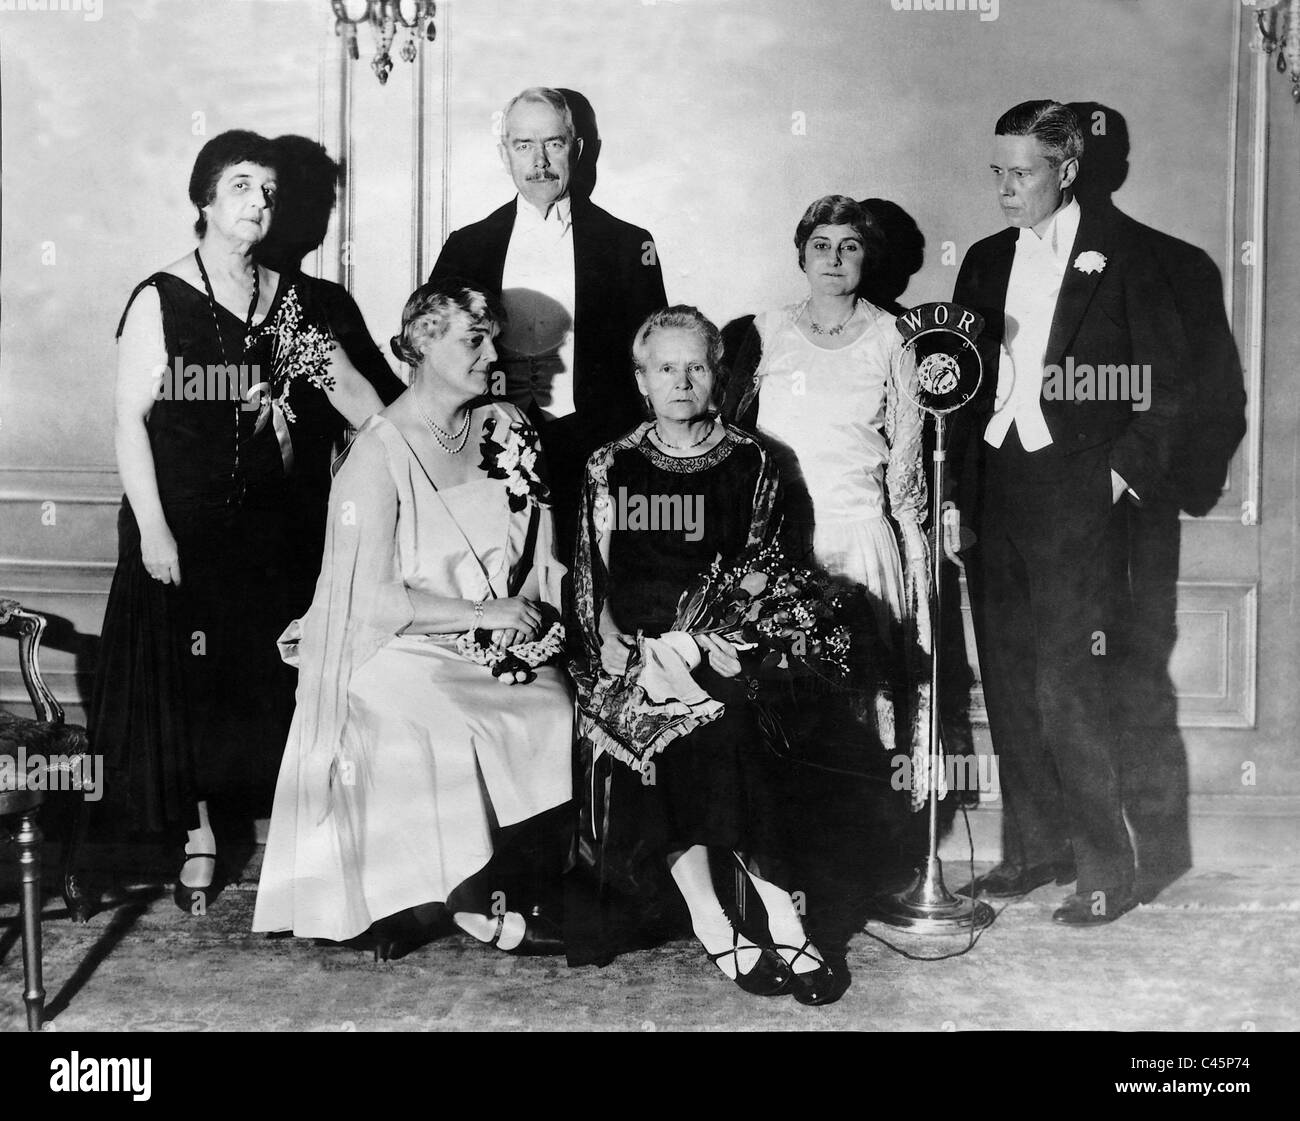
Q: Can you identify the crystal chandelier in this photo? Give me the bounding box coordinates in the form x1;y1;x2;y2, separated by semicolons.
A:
1244;0;1300;102
331;1;437;85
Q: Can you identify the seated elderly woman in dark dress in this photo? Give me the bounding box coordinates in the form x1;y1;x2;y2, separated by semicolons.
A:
567;305;848;1005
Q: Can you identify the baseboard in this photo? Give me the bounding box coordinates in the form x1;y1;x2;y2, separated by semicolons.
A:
938;795;1300;868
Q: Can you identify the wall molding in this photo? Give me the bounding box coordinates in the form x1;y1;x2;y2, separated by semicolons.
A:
0;465;120;504
960;577;1259;731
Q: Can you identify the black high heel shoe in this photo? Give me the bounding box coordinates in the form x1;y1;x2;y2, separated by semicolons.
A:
173;853;223;915
707;930;792;997
773;940;849;1006
370;909;441;961
370;916;407;963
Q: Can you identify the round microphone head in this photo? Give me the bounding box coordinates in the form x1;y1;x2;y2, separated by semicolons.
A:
894;302;985;416
906;329;983;415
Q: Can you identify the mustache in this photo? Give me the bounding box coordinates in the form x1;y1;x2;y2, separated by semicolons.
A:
525;171;559;182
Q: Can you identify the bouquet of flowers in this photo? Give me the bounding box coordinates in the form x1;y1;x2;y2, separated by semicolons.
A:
574;545;853;775
671;543;852;685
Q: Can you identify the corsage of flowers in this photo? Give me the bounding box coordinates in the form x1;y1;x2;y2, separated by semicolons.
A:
479;415;550;512
245;285;335;424
1073;250;1107;276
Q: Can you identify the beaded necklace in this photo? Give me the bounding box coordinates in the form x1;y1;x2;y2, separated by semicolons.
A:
194;249;260;499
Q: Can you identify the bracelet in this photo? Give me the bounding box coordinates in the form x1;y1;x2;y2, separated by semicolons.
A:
472;599;486;628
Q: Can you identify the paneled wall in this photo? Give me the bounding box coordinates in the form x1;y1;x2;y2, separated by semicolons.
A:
2;0;1294;858
0;0;336;720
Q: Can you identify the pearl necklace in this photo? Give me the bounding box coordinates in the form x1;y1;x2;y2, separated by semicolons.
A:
652;418;716;451
804;298;860;336
414;396;472;453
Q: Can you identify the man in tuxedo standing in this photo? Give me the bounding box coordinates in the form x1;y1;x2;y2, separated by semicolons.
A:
951;101;1186;924
429;86;667;558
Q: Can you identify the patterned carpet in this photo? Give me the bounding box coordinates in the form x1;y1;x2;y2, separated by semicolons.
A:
2;858;1295;1032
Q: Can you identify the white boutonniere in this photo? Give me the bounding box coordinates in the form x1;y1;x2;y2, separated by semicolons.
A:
1073;250;1107;275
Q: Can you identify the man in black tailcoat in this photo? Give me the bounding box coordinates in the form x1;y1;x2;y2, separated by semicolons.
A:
951;101;1188;924
429;86;667;558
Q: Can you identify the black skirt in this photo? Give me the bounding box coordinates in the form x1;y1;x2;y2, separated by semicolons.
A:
91;498;296;834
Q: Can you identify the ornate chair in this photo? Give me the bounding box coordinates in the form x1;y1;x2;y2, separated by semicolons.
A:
0;598;91;1031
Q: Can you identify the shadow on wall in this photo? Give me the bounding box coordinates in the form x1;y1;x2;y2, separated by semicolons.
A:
558;88;601;202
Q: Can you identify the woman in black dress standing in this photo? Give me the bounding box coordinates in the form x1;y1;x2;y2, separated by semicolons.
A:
90;131;383;912
568;306;847;1005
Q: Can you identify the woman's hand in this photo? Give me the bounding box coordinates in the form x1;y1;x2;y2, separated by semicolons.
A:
599;630;637;677
479;596;542;646
940;502;964;567
140;520;181;586
694;633;741;678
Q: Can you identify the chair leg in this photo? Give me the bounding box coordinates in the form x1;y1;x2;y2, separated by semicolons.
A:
15;809;45;1031
61;796;93;923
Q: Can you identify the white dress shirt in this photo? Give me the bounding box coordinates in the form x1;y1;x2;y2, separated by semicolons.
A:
984;197;1081;452
498;195;576;419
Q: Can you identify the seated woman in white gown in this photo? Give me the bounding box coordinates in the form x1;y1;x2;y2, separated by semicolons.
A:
253;278;573;958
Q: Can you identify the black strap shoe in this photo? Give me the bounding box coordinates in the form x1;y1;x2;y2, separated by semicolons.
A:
774;941;850;1006
707;930;792;997
173;853;223;915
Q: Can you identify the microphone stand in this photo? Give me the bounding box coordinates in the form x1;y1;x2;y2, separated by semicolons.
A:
871;361;993;935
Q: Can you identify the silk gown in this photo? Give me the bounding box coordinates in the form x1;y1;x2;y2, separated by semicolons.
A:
253;406;573;943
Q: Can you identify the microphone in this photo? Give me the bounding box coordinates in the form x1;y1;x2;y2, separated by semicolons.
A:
868;301;991;936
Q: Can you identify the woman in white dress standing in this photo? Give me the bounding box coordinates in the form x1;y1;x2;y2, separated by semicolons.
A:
726;194;931;798
253;279;573;958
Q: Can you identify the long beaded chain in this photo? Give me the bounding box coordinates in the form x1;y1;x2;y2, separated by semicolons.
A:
413;394;472;454
194;249;260;496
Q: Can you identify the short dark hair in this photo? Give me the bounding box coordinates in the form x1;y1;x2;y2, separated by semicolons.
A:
994;100;1084;168
390;277;505;366
794;194;886;278
187;130;279;238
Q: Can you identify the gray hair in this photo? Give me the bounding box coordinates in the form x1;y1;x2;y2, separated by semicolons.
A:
390;277;504;366
995;100;1084;168
631;305;726;415
500;87;576;141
